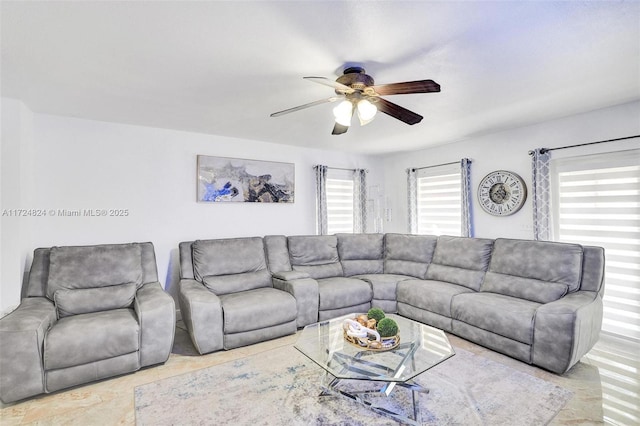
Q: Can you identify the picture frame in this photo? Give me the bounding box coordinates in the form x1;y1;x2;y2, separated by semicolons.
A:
197;155;295;203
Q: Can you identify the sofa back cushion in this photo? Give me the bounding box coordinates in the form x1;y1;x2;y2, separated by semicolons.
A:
481;238;583;304
384;234;437;278
192;237;268;281
426;236;494;291
54;283;138;318
46;244;143;317
337;233;384;276
288;235;344;279
264;235;292;273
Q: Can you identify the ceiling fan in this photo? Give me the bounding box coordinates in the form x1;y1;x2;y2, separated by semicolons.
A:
270;66;440;135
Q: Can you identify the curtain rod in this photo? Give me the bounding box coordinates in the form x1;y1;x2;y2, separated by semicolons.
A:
408;160;461;173
528;135;639;155
314;165;369;173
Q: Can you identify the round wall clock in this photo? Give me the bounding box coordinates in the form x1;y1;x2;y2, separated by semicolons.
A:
478;170;527;216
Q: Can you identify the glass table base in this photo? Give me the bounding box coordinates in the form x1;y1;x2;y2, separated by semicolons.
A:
319;370;429;426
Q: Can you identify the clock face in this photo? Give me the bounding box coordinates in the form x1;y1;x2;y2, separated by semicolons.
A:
478;170;527;216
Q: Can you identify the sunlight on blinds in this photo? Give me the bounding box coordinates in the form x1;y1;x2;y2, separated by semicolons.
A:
553;149;640;341
417;163;461;236
327;178;354;234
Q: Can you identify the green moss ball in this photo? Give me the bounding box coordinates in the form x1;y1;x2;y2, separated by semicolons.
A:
367;308;386;323
377;318;398;337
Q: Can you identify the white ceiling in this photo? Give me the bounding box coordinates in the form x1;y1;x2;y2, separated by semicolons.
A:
2;1;639;155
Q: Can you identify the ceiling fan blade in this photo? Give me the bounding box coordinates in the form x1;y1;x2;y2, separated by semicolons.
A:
332;122;349;135
372;80;440;96
304;77;355;94
270;97;342;117
375;98;423;125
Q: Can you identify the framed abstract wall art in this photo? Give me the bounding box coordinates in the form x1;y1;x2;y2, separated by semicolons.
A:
197;155;295;203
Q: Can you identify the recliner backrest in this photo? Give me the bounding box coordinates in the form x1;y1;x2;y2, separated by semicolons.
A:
39;243;154;318
426;236;494;291
337;233;384;276
481;238;584;304
384;234;437;278
287;235;343;279
191;237;272;295
26;242;159;298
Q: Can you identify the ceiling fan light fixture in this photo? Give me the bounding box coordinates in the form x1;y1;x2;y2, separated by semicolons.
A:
356;99;377;124
333;100;353;127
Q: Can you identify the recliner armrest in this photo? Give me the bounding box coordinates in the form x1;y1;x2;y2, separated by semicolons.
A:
532;291;603;374
273;277;319;328
0;297;57;403
178;279;223;354
135;282;176;367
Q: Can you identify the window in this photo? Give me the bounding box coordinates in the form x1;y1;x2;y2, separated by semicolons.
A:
552;149;640;341
416;163;462;236
326;170;355;234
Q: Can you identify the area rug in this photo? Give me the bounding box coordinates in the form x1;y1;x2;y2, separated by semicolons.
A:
134;346;572;425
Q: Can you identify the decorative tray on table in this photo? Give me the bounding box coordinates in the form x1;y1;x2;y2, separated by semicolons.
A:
342;314;400;351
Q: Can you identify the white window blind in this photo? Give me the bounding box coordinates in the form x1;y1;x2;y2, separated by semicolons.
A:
552;149;640;341
326;169;355;234
416;163;462;236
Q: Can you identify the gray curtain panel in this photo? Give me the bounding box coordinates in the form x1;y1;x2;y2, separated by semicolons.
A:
314;165;328;235
461;158;473;237
354;169;368;233
406;168;418;234
531;148;552;241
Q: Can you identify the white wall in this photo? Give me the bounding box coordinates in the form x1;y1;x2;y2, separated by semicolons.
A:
1;98;34;314
0;100;384;312
3;98;638;314
381;101;640;239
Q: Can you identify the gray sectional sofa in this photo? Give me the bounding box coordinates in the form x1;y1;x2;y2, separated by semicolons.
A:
179;233;604;374
0;242;176;404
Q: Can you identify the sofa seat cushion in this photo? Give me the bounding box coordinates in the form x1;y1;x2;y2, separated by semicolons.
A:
317;277;373;310
47;244;143;300
292;263;343;280
44;309;140;370
202;270;272;295
354;274;413;301
397;279;474;317
451;293;540;344
219;288;297;334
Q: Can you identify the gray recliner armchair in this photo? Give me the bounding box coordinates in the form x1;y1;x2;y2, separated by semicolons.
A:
0;242;175;403
178;237;297;354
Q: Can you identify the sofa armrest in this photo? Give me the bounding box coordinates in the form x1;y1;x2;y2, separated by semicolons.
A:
532;291;603;374
135;282;176;367
273;277;319;328
178;279;223;354
272;270;310;280
0;297;57;403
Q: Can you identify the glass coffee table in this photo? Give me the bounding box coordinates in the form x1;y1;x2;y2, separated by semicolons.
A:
295;313;455;425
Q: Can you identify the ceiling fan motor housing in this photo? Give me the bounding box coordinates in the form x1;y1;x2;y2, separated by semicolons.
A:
336;67;374;93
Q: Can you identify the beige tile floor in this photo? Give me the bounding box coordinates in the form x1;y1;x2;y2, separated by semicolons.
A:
1;322;638;425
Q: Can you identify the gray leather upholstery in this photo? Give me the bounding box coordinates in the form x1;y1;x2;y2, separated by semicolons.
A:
271;234;604;374
178;237;297;353
0;242;175;403
384;233;437;278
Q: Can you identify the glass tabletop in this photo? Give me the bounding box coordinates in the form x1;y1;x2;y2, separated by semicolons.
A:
294;313;455;383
